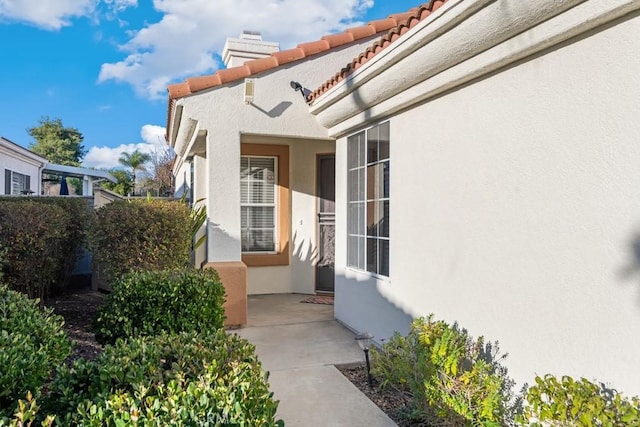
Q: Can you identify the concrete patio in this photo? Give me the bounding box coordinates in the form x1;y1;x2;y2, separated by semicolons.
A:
233;294;396;426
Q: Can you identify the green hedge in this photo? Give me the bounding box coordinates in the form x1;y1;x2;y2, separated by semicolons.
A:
93;269;226;345
371;315;519;425
90;200;192;286
520;375;640;425
0;284;72;419
0;197;93;298
46;331;281;426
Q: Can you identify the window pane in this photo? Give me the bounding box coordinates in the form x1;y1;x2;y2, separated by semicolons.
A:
347;236;359;267
357;236;365;270
383;161;390;199
348;133;362;169
242;229;275;252
367;164;383;200
367;237;378;274
242;206;275;228
367;125;379;164
379;122;390;160
348;202;364;235
380;201;389;238
348;169;359;202
366;201;378;237
379;240;389;276
358;133;366;168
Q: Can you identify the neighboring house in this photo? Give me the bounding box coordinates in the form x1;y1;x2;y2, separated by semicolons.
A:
0;136;46;195
0;136;116;197
168;0;640;396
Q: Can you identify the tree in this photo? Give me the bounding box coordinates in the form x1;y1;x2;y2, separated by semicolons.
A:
139;145;175;197
101;169;133;196
118;149;151;195
28;117;86;166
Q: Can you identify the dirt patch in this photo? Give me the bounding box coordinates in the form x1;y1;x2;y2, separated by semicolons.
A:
336;363;423;426
44;284;106;362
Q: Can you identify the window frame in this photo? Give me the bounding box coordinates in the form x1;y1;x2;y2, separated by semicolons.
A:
4;169;30;195
346;121;390;278
240;144;290;267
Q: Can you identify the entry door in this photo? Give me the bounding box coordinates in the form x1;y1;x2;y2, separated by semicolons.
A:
316;154;335;293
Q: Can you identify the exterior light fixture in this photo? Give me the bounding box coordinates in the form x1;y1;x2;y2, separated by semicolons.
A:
355;332;374;387
244;78;255;104
290;80;307;101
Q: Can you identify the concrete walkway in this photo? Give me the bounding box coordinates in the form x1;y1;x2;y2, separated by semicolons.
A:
233;294;396;427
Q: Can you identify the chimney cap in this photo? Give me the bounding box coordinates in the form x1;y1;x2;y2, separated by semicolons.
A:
241;30;263;41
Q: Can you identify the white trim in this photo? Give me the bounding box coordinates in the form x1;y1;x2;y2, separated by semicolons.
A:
0;137;47;167
311;0;640;137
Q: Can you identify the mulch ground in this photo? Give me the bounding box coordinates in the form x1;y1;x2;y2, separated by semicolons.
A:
336;364;425;426
44;283;105;362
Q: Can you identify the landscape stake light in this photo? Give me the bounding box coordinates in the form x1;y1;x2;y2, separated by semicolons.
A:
355;332;374;387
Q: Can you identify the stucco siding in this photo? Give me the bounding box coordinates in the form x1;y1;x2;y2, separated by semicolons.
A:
334;11;640;395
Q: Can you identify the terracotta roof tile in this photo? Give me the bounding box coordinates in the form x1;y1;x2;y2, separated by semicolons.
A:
245;56;280;75
345;25;377;40
166;1;445;140
307;0;449;103
217;66;251;84
322;32;355;48
272;48;306;65
297;39;331;57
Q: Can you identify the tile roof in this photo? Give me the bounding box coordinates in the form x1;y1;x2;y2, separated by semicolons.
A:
166;4;437;101
166;1;446;142
307;0;448;103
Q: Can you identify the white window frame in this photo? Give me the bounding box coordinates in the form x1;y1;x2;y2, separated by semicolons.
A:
347;122;390;277
4;169;30;195
240;155;279;254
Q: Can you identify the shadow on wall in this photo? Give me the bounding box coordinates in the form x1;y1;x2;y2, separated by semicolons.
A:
250;101;293;118
618;231;640;307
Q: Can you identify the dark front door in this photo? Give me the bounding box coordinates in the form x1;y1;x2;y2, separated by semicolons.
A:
316;154;335;293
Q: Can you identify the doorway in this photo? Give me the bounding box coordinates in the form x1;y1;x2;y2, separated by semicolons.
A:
316;154;335;293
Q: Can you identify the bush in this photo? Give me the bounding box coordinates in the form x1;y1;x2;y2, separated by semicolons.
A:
90;200;192;286
0;284;72;418
93;269;226;345
0;197;93;298
46;331;282;426
519;374;640;426
371;315;519;426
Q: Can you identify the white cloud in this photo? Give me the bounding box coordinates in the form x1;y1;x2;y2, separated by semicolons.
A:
98;0;374;99
0;0;96;30
83;124;167;169
0;0;137;30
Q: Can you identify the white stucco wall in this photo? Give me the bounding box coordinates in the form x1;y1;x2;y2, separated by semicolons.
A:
327;0;640;395
245;136;334;295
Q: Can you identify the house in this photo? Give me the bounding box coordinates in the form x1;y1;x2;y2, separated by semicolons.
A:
1;136;117;197
168;0;640;396
1;136;47;195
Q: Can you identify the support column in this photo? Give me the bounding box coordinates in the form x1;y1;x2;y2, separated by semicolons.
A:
203;261;247;327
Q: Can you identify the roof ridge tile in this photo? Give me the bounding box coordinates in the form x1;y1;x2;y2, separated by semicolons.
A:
307;0;449;103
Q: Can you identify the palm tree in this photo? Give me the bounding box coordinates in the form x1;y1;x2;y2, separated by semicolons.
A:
118;149;151;195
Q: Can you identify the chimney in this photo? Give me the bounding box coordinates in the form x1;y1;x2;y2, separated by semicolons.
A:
222;31;280;68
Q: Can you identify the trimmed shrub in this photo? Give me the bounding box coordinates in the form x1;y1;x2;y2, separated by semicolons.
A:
0;284;72;418
93;269;225;345
0;197;93;298
0;200;65;299
371;315;519;426
90;200;192;286
519;374;640;426
47;331;282;426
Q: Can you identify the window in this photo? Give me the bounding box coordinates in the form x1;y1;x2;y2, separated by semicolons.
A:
347;122;389;276
241;155;277;252
240;143;290;266
4;169;30;195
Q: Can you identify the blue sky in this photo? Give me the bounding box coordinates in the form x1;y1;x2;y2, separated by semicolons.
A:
0;0;421;170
